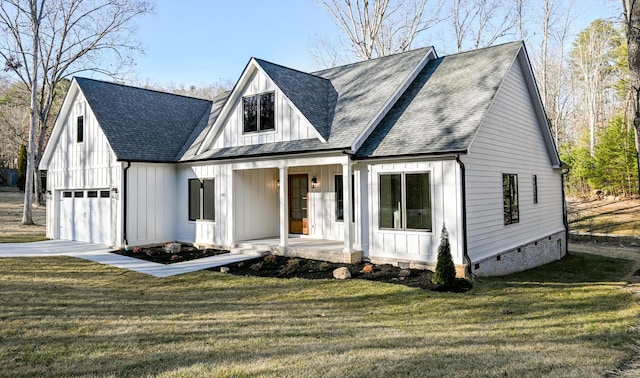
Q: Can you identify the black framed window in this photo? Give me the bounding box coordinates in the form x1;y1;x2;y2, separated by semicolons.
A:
335;174;355;222
76;116;84;143
532;175;538;204
379;172;431;231
188;178;215;221
243;92;275;133
503;174;519;225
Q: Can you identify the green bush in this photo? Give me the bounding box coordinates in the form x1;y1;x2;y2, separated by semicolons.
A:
432;225;456;288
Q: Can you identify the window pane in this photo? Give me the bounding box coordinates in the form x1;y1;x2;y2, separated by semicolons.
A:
406;173;431;230
243;96;257;133
259;92;275;130
379;174;402;229
63;191;72;198
503;174;519;225
74;191;84;198
335;175;344;221
77;116;84;143
202;179;215;221
188;179;201;221
100;190;110;198
532;175;538;204
87;191;98;198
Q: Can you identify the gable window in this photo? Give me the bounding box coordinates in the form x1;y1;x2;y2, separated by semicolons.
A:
188;178;215;221
503;173;519;225
243;92;275;133
532;175;538;204
335;174;355;222
379;172;431;231
76;116;84;143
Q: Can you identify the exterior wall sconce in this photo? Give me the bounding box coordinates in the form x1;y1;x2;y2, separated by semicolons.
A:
111;187;118;194
311;176;318;188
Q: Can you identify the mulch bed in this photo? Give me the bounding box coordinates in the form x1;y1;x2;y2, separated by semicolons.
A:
113;244;229;264
114;244;471;292
214;255;472;292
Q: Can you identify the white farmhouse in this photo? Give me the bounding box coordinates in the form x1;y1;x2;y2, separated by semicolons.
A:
40;41;568;277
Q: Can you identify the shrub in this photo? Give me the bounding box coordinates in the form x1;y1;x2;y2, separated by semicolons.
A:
432;225;456;288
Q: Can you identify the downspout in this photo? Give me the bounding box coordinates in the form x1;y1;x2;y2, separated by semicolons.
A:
123;162;131;250
456;155;474;278
561;166;570;254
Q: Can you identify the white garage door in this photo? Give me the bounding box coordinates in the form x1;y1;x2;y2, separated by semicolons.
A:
59;189;111;245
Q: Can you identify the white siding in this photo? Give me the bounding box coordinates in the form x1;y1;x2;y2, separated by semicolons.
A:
464;59;564;262
45;90;121;246
175;164;232;246
211;70;318;149
233;169;279;241
367;159;462;265
126;163;177;246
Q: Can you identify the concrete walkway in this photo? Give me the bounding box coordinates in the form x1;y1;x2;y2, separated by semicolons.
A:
0;240;260;278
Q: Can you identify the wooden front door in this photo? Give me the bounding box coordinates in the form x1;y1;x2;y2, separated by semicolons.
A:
288;174;308;235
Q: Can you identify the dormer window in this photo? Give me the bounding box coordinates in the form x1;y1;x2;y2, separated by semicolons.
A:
243;92;275;133
76;116;84;143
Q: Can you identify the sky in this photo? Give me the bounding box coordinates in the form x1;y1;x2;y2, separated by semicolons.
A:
127;0;623;87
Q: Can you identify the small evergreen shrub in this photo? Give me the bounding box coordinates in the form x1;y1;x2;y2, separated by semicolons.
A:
432;225;456;288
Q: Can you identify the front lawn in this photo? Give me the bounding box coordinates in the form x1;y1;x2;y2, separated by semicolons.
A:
0;252;637;377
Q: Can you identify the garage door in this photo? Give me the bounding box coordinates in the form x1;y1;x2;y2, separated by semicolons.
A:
59;189;111;245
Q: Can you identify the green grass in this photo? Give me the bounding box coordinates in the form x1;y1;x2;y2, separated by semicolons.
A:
0;252;637;377
0;235;48;243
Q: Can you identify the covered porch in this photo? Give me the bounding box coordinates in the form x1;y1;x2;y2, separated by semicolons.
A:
229;154;364;264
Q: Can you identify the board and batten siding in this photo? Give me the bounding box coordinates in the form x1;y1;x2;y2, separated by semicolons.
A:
175;164;232;247
463;58;564;262
233;168;279;241
367;159;463;265
125;163;177;246
212;70;318;149
44;90;121;245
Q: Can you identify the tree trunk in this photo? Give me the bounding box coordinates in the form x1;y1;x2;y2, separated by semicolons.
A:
624;0;640;193
22;0;41;225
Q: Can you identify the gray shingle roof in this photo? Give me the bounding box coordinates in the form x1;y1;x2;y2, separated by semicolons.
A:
178;91;230;161
75;77;212;162
355;41;522;158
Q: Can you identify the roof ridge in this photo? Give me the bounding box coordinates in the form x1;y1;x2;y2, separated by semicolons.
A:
253;58;332;83
440;40;522;58
311;46;433;74
74;77;213;103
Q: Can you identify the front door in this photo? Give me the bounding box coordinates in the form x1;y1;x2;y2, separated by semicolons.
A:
288;174;308;234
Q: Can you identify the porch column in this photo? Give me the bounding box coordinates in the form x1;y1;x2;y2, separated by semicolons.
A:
342;162;353;252
279;167;288;247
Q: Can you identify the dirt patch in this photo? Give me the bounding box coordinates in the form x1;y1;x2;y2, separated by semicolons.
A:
113;244;229;264
568;196;640;237
214;254;472;292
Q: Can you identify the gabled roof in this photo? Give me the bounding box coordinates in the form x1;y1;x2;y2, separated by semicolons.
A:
75;77;212;162
255;59;337;141
185;47;435;161
355;41;523;158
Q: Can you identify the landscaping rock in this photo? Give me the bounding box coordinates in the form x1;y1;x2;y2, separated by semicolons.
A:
164;242;181;254
399;269;411;277
333;267;351;280
220;267;230;273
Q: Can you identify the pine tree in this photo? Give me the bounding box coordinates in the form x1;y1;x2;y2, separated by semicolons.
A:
432;225;456;288
17;144;26;192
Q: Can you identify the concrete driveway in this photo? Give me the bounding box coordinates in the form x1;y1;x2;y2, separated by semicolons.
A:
0;240;258;278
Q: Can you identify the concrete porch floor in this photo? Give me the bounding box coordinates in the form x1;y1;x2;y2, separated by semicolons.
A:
233;236;363;264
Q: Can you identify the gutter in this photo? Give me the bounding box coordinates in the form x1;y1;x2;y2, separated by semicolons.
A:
456;154;473;278
123;162;131;250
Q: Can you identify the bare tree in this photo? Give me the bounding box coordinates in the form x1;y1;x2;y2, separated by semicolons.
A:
314;0;443;61
447;0;518;52
0;0;152;224
622;0;640;191
569;19;621;156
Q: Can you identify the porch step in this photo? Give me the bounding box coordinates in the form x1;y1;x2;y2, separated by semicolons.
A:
230;243;274;257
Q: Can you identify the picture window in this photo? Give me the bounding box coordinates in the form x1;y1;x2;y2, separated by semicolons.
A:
243;92;275;133
379;172;431;231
